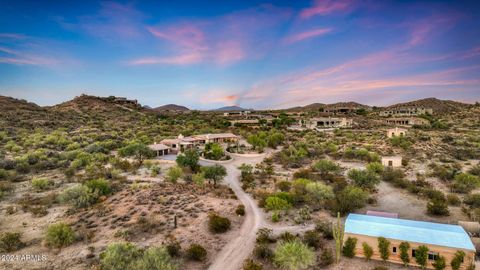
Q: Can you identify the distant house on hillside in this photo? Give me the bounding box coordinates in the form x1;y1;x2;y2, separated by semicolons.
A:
159;133;239;154
148;143;170;156
387;127;407;138
381;156;402;167
344;214;475;269
306;117;353;129
380;107;433;117
385;117;429;126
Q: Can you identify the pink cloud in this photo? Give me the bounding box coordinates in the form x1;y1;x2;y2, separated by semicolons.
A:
214;41;246;65
284;28;332;44
405;13;461;48
300;0;356;19
0;46;60;67
127;52;203;66
147;24;206;50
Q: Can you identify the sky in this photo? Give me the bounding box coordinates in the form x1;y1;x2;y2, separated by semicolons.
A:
0;0;479;109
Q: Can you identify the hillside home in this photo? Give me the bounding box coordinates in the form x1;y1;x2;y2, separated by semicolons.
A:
160;133;239;153
230;119;260;127
380;107;433;117
381;156;402;167
344;214;475;270
148;143;170;156
385;117;429;126
387;127;407;138
307;117;353;129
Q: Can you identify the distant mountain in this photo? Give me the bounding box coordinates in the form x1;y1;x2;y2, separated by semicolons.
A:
153;104;190;112
51;94;144;114
385;97;471;114
215;105;248;111
286;101;369;111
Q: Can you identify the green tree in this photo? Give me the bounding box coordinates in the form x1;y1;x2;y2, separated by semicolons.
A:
202;164;227;187
415;245;429;269
362;242;373;261
450;250;466;270
265;196;292;212
348;169;380;190
342;237;357;258
118;142;153;168
312;160;340;178
176;149;199;172
399;241;410;266
432;255;446;270
305;182;334;209
84;178;111;196
334;186;369;215
377;237;390;262
273;240;315;270
366;162;384;174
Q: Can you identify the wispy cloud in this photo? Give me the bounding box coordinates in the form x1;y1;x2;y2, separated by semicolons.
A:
284;27;332;44
300;0;356;19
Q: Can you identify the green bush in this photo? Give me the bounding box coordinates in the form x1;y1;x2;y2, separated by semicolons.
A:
273;240;315;270
100;242;142;270
243;259;263;270
318;249;334;266
277;181;292;192
348;169;380;190
303;230;322;250
447;194;461;206
452;173;479;193
342;237;357;258
31;178;53;191
415;245;429;269
0;232;25;252
450;250;465;270
45;223;75;248
464;193;480;207
265;196;292;212
236;204;246;216
366;162;384;174
427;199;449;216
362;242;373;261
377;237;390;261
58;184;98;208
315;221;333;239
186;243;207;261
254;244;273;261
166;166;183;183
333;186;369;215
432;255;446;270
208;213;231;233
399;241;410;266
84;178;111;196
133;246;178;270
166;241;181;257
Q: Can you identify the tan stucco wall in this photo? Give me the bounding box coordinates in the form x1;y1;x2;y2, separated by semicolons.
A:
345;233;475;270
381;156;402;167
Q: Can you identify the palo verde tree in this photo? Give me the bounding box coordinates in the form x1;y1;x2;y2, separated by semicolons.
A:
399;241;410;266
176;149;199;172
202;164;227;188
118;141;154;168
377;237;390;262
415;245;429;270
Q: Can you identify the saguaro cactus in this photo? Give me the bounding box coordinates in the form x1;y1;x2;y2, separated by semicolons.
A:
332;212;344;264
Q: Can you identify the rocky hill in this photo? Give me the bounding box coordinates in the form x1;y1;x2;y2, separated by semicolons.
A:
153;104;190;112
385;97;471;114
215;106;248;111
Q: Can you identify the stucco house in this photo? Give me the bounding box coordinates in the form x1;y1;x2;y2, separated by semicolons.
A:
382;156;402;167
306;117;353;129
387;127;408;138
385;117;430;126
159;133;239;153
344;214;476;270
148;143;170;156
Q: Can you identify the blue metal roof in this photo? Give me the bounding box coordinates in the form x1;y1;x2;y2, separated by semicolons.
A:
345;214;475;251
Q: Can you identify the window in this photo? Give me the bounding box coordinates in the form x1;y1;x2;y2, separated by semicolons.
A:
412;249;416;258
428;252;439;261
392;247;397;253
388;160;393;166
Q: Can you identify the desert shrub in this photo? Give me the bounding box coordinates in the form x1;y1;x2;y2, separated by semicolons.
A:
243;259;263;270
150;165;161;176
133;246;178;270
236;204;246;216
185;243;207;261
318;249;334;266
31;178;54;191
342;237;357;258
452;173;479;193
332;186;369;215
315;221;333;239
45;223;75;248
273;240;315;270
265;196;292;212
362;242;373;261
464;193;480;207
450;250;465;270
208;213;231;233
166;241;181;257
256;228;274;244
381;167;405;183
303;230;322;250
166;166;183;183
100;242;142;270
279;232;297;242
390;136;412;149
277;181;292;192
348;169;380;190
415;245;429;269
377;237;390;261
0;232;25;252
254;244;274;261
305;182;334;208
469;164;480;176
0;181;13;192
399;241;410;266
192;172;205;186
447;194;461;206
85;178;111;196
432;255;446;270
0;169;7;180
427;199;450;216
366;162;384;174
58;184;98;208
312;159;340;177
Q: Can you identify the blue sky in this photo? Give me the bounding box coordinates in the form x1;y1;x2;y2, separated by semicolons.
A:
0;0;479;109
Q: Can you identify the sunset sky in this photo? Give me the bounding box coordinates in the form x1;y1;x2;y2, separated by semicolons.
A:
1;0;479;109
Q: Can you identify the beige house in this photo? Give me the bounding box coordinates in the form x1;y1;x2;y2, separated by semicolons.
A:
387;127;407;138
382;156;402;167
160;133;239;153
148;143;170;156
307;117;353;129
386;117;429;126
345;214;476;270
380;107;433;117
